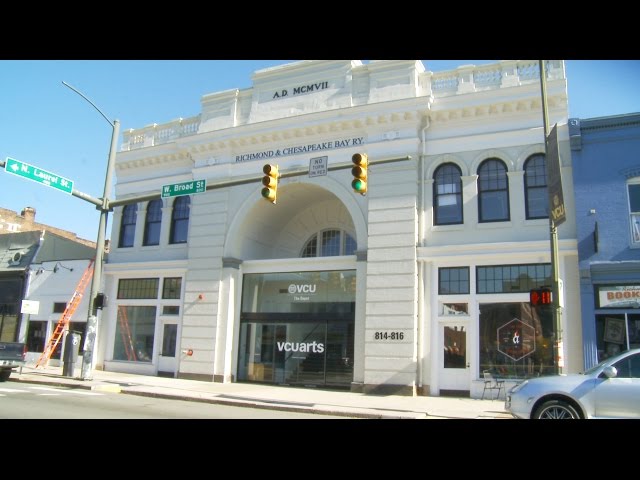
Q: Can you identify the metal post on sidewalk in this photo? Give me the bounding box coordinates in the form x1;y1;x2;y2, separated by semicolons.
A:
62;81;119;381
539;61;563;375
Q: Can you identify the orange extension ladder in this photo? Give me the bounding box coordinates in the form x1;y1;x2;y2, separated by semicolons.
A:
117;305;137;361
35;260;95;368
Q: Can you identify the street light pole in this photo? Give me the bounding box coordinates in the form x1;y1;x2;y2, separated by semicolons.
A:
62;82;119;381
539;62;563;375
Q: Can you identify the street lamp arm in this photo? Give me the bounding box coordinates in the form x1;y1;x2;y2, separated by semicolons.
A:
62;81;114;129
61;80;120;381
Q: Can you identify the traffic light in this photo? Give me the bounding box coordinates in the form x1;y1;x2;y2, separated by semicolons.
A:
261;164;279;204
351;153;368;195
529;288;552;306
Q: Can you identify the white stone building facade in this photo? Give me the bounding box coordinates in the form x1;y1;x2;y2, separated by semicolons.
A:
99;60;580;397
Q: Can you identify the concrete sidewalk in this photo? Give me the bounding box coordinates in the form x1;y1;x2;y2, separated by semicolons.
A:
7;365;512;419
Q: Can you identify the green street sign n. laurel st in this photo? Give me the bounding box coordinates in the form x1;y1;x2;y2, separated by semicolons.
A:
4;157;74;194
161;179;206;198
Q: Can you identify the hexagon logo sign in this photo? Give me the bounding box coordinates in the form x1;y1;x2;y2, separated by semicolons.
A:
497;318;536;361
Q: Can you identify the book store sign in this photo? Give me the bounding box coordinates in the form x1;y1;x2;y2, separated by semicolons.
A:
598;285;640;308
497;318;536;361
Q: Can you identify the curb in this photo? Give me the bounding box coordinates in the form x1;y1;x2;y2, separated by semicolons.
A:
7;374;512;419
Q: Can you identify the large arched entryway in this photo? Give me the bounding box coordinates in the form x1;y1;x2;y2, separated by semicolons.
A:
221;179;366;388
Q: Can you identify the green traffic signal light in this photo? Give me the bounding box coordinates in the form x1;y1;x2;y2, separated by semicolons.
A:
262;164;279;204
351;153;368;195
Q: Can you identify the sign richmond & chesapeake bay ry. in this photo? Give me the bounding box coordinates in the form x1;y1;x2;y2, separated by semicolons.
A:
235;137;364;163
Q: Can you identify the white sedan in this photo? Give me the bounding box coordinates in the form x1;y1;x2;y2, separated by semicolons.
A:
505;348;640;419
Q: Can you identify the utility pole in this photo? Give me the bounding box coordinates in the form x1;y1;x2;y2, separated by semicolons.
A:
539;61;563;375
62;81;119;381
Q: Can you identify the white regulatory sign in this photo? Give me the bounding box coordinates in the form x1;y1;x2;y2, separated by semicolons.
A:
309;156;328;177
21;300;40;315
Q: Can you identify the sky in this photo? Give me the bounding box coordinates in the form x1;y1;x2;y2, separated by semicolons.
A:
1;59;639;243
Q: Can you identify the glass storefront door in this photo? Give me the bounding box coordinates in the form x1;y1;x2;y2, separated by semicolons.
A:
238;320;354;388
238;270;356;389
439;323;470;392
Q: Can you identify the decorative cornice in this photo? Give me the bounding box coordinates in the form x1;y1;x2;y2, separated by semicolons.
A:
431;95;564;124
117;109;423;170
619;165;640;179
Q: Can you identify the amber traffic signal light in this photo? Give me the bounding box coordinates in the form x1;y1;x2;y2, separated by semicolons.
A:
530;288;552;306
351;153;368;195
262;164;279;204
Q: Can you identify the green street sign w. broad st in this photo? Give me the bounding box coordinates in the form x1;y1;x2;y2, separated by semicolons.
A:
161;179;206;198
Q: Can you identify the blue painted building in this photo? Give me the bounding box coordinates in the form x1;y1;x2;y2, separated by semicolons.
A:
570;113;640;369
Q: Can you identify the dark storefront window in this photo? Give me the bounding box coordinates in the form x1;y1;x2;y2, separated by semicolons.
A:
118;278;159;299
114;306;156;362
477;264;551;294
161;324;178;357
26;320;47;352
439;267;469;294
162;277;182;299
479;302;555;379
238;270;356;388
594;286;640;362
595;314;640;362
0;277;23;342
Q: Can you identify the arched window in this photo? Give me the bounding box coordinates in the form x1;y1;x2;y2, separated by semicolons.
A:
478;158;509;222
143;199;162;246
524;154;548;219
300;229;356;257
119;204;137;248
434;163;463;225
169;196;190;244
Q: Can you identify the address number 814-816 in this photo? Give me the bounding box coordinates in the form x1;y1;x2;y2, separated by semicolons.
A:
374;332;404;340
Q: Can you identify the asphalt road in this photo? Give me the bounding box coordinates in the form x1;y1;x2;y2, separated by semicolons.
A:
0;383;354;419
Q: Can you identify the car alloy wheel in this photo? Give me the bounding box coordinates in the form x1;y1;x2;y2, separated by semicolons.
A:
533;400;580;419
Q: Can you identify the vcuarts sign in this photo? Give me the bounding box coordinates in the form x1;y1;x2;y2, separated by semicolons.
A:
277;341;325;353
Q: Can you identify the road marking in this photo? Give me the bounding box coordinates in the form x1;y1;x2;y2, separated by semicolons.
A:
0;388;28;393
27;386;104;396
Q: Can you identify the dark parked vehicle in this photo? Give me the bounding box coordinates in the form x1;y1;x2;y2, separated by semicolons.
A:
0;342;27;381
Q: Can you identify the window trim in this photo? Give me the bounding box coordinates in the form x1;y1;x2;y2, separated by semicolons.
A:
477;158;510;223
169;196;190;245
627;180;640;245
143;199;163;247
434;163;463;226
300;229;356;258
476;263;551;294
524;154;548;220
438;267;470;295
119;204;137;248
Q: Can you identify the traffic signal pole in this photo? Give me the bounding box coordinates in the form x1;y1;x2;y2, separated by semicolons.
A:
539;61;563;375
61;81;119;381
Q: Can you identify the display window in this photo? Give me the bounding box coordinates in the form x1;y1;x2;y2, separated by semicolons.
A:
478;302;555;379
238;271;355;388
